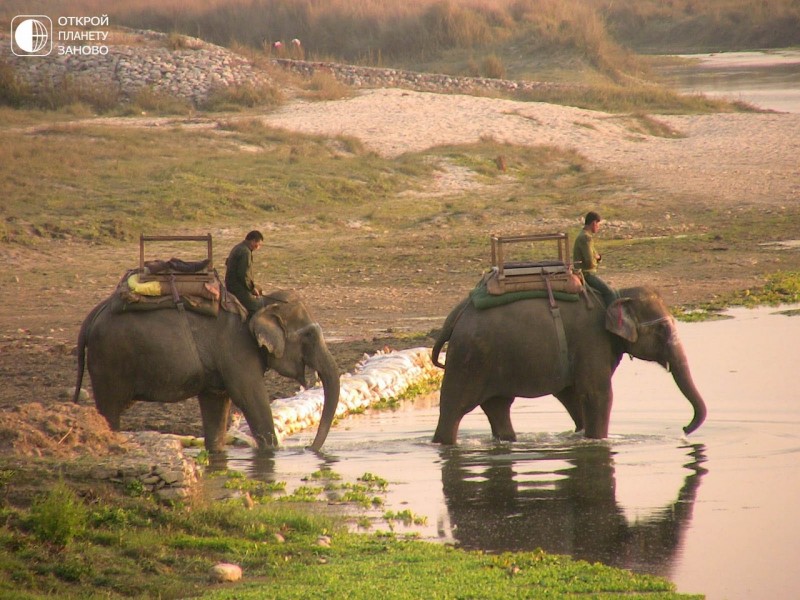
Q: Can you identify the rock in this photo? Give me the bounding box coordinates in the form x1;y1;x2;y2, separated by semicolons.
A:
62;387;90;402
155;486;192;503
210;563;242;583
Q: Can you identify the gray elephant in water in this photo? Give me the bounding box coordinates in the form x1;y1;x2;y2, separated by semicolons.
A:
431;286;706;444
73;289;340;452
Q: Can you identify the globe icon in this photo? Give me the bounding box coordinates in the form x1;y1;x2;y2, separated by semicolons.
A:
14;18;50;54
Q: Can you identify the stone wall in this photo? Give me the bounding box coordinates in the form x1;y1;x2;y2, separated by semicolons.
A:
3;28;577;108
274;58;577;96
2;29;273;107
86;431;200;502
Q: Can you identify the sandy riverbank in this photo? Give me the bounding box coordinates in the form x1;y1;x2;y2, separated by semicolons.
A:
262;87;800;208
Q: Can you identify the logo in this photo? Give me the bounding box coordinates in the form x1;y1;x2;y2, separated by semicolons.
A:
11;15;53;56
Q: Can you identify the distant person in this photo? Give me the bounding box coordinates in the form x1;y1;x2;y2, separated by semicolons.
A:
225;230;266;315
573;211;616;305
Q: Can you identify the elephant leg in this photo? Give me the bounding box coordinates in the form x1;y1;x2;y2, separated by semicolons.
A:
198;391;232;453
433;375;482;445
554;387;584;432
433;402;463;445
481;396;516;442
233;399;278;452
90;376;133;431
581;382;613;439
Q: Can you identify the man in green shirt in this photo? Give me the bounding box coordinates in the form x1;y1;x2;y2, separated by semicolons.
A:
225;230;266;315
573;211;616;306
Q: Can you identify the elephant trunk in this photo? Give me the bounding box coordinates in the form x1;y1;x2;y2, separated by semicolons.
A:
308;337;340;452
668;337;707;435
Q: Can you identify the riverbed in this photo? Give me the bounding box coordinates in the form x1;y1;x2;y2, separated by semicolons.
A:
212;305;799;600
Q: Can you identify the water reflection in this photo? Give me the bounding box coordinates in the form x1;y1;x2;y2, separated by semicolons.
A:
440;441;707;577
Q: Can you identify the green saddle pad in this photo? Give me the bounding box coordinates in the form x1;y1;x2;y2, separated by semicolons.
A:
470;281;579;310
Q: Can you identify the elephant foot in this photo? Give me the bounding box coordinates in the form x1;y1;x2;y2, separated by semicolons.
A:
255;432;279;451
432;427;457;445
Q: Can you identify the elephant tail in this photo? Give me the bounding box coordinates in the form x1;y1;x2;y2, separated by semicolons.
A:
73;299;109;404
431;297;470;369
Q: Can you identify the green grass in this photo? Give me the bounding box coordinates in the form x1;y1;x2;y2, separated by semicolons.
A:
0;464;702;599
674;271;800;321
0;119;430;244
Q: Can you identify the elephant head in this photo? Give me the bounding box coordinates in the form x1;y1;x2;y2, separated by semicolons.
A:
605;288;707;435
250;290;340;451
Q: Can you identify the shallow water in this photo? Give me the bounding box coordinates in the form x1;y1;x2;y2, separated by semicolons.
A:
657;49;800;113
214;306;800;599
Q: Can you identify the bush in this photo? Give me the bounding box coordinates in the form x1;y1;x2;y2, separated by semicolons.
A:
204;81;284;110
28;483;87;547
300;71;353;101
0;61;33;107
129;86;193;114
37;75;121;113
481;54;506;79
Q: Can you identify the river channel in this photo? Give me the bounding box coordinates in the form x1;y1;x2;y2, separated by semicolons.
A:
209;305;800;600
656;49;800;113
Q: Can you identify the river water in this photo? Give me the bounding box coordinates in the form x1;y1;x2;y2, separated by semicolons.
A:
213;305;800;600
656;49;800;113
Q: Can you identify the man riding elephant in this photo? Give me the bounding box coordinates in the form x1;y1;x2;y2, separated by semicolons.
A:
573;211;616;306
225;230;267;315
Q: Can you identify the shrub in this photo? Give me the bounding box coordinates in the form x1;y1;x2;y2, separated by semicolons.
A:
28;483;87;546
300;71;353;101
204;81;284;110
129;86;193;114
0;61;33;107
481;54;506;79
37;75;121;113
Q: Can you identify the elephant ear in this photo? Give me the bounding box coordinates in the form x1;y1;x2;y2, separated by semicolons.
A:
605;298;638;343
249;308;286;358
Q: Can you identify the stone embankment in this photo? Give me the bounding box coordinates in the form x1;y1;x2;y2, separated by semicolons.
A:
87;431;201;502
274;58;576;96
3;27;574;107
2;29;272;107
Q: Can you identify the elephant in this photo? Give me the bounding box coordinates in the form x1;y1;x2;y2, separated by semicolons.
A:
431;286;707;444
73;289;340;452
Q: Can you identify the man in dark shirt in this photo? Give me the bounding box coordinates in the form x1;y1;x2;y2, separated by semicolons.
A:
573;211;616;306
225;230;265;315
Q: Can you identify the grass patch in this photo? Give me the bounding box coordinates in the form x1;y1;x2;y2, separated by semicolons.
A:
675;271;800;321
126;87;194;115
0;117;427;244
297;71;355;101
203;81;285;111
0;463;701;599
514;80;752;114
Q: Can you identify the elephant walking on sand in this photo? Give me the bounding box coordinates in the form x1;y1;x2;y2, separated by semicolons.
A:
431;286;706;444
73;289;340;452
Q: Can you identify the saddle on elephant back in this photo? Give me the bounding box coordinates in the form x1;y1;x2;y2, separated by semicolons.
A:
474;233;585;309
111;234;247;320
